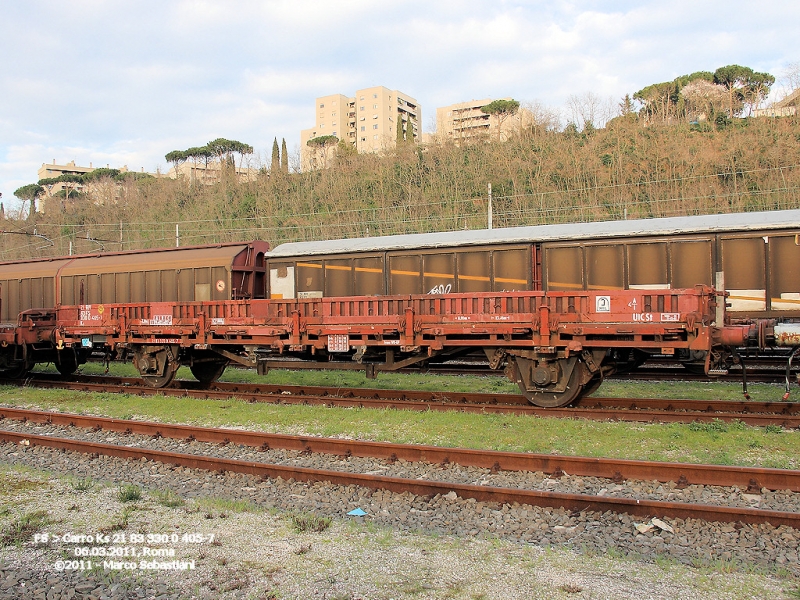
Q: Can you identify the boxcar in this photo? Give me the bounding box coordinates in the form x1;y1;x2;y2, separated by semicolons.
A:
266;209;800;319
0;241;268;377
0;241;269;322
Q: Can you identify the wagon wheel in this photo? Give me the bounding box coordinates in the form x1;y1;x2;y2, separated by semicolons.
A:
190;359;228;385
133;345;180;388
581;373;604;397
0;363;31;380
56;350;79;377
512;356;587;408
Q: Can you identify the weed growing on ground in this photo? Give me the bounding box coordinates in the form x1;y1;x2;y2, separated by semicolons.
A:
101;506;135;534
151;489;184;508
290;512;332;533
197;497;260;514
0;510;50;546
0;473;47;496
559;583;583;594
117;483;142;503
688;419;728;433
71;477;94;492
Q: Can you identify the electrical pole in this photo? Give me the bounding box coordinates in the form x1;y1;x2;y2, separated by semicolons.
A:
488;183;493;230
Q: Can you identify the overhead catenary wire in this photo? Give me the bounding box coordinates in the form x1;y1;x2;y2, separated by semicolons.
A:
2;162;798;259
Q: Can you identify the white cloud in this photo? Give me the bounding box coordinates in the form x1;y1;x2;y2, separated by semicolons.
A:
1;1;799;210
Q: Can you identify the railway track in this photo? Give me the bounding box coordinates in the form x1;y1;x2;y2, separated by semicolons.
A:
376;353;800;383
6;373;800;427
0;407;798;528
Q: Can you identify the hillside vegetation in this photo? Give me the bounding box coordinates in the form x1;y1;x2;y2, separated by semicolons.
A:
3;115;799;261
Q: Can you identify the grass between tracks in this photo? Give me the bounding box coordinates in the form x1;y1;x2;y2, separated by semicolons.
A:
1;362;798;470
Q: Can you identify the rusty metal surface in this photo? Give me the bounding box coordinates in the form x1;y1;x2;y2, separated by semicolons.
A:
0;241;267;268
0;427;798;528
56;288;718;356
0;259;72;279
1;406;798;493
56;244;265;276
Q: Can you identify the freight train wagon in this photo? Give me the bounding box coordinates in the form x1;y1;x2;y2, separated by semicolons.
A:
266;209;800;317
0;242;269;377
266;209;800;369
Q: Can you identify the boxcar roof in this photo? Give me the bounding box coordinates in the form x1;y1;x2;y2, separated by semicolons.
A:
269;209;800;258
0;258;74;279
58;244;257;276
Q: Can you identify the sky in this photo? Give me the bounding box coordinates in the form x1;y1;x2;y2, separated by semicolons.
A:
1;0;798;212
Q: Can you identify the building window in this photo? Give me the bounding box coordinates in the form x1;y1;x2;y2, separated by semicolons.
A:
333;131;337;136
360;106;364;111
373;134;378;139
361;137;366;142
373;104;377;109
373;93;377;98
361;126;365;131
360;96;364;100
373;114;378;119
372;124;377;129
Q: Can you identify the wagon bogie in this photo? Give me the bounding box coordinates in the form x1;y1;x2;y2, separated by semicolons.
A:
509;353;597;408
133;344;181;388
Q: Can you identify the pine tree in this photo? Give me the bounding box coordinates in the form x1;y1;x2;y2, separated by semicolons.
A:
280;138;289;173
271;138;280;171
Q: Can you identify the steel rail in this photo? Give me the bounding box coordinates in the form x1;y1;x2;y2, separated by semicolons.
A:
0;428;797;528
6;375;800;427
1;407;798;493
16;373;800;412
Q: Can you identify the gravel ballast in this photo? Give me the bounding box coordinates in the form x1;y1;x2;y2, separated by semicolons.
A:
0;416;798;598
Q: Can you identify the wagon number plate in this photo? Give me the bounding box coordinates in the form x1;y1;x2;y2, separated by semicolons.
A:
327;334;349;353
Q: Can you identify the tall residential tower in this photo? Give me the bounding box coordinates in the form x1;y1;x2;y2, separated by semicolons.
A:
300;86;420;170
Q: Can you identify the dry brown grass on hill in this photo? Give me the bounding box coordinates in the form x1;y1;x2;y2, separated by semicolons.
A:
2;115;799;260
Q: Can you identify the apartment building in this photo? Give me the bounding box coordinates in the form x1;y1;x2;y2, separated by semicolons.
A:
436;98;531;145
36;160;160;212
753;88;799;117
37;160;97;199
166;161;258;184
300;86;420;170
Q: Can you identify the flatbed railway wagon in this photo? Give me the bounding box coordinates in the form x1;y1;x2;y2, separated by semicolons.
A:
51;284;767;407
